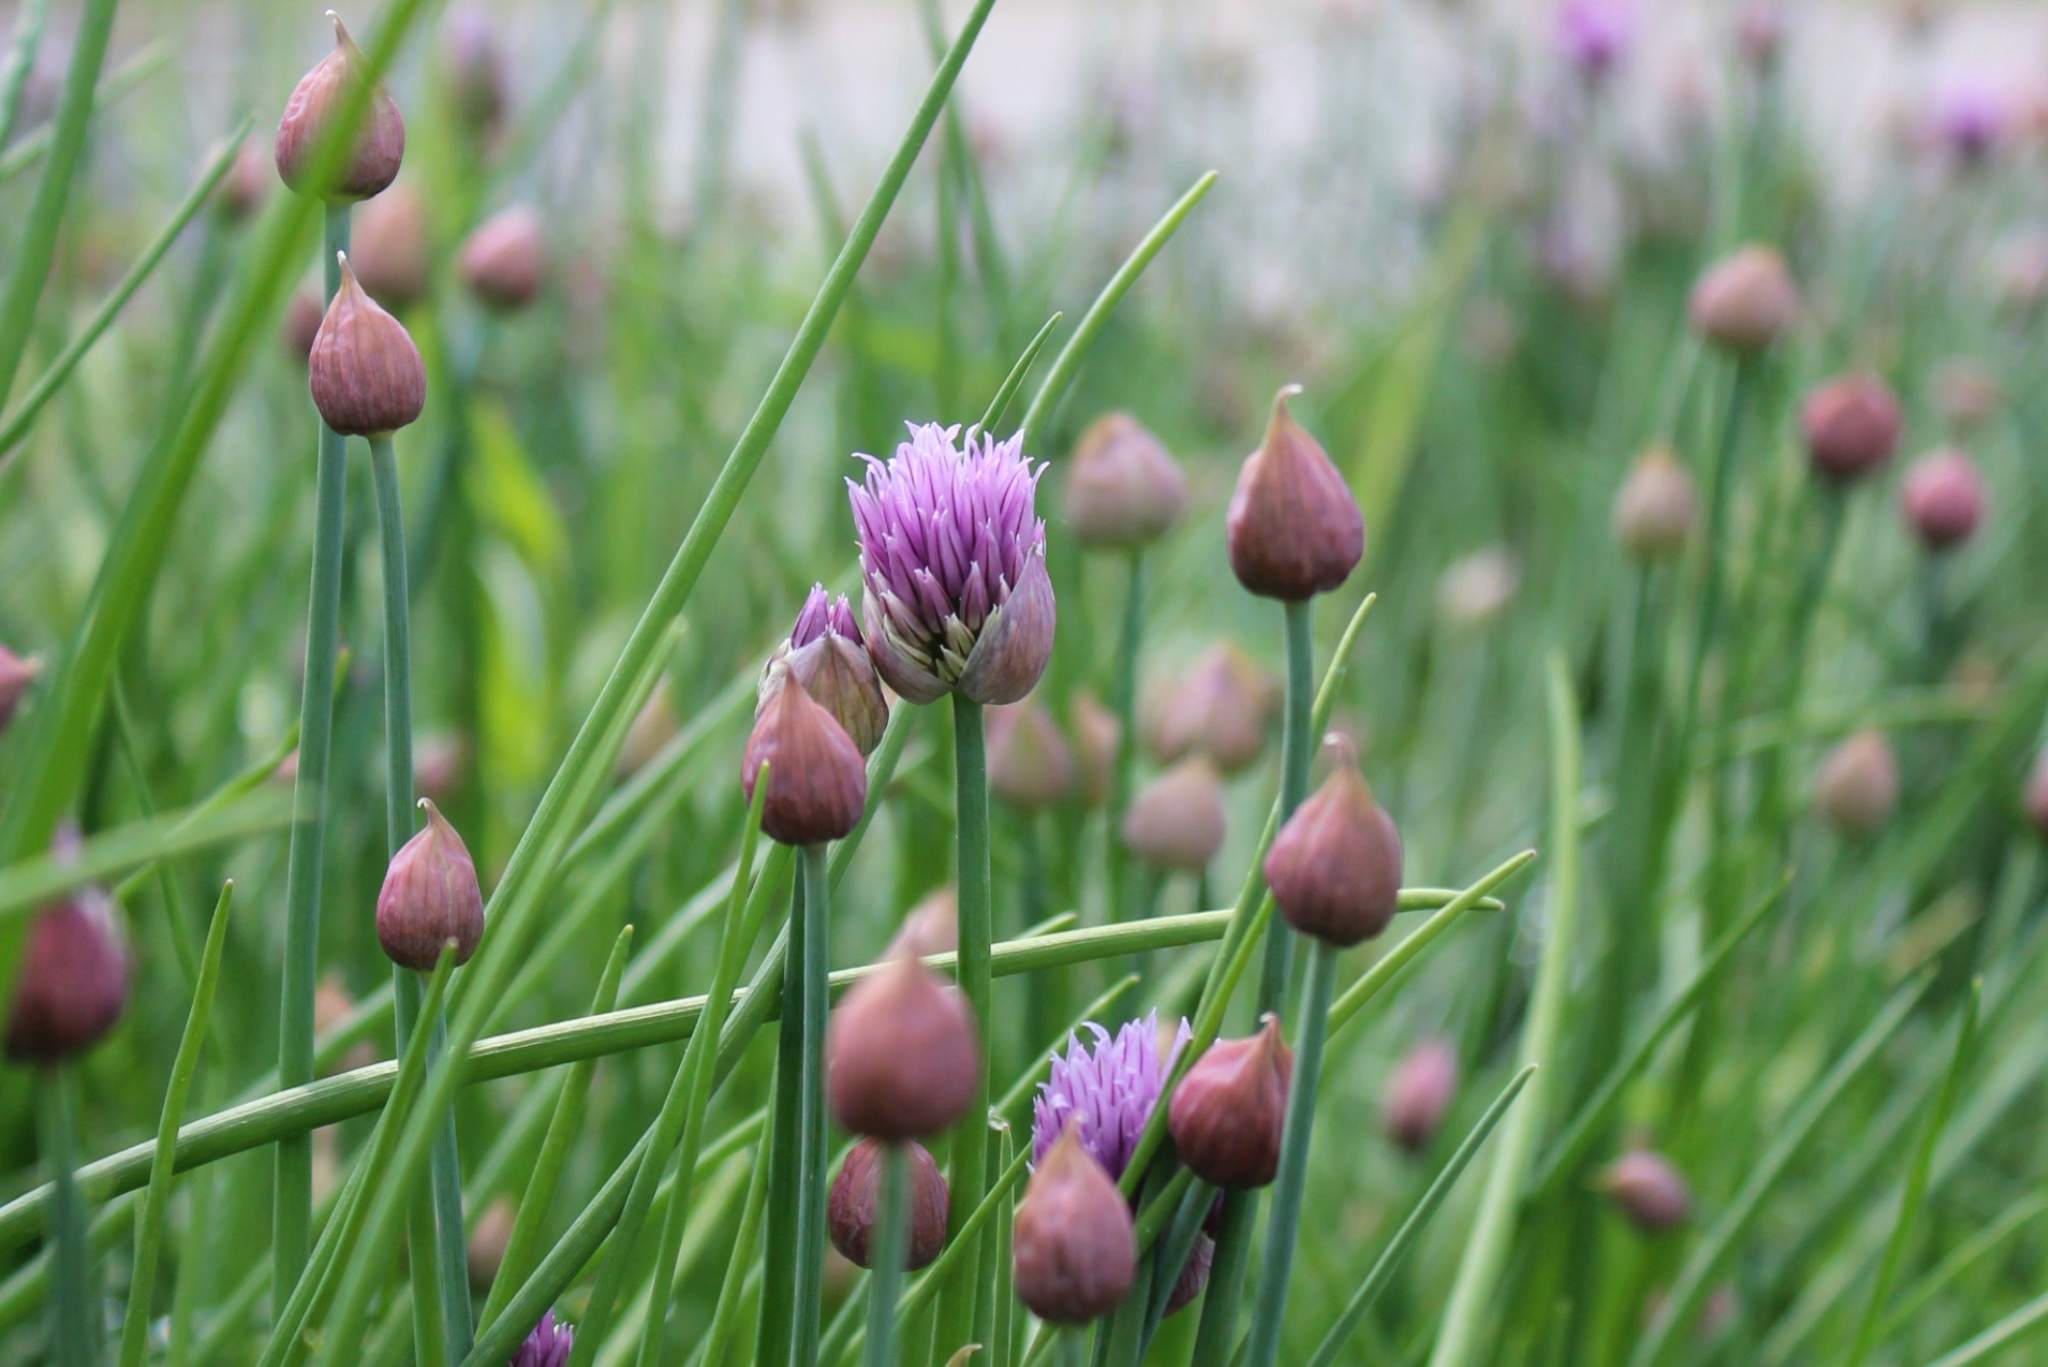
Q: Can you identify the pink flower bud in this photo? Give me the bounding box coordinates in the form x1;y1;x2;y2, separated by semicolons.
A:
760;587;889;757
740;674;869;847
1612;446;1697;560
1688;245;1798;354
827;1138;950;1269
1801;375;1901;484
988;698;1076;809
1265;735;1404;946
1603;1148;1692;1231
6;887;130;1064
0;644;41;735
274;12;406;202
1062;413;1188;549
826;953;982;1141
350;181;431;311
1226;385;1364;601
459;207;547;312
377;800;485;970
309;253;426;436
1813;730;1899;836
1121;758;1228;873
885;886;957;960
215;142;271;224
1014;1123;1137;1324
1900;448;1985;552
1146;644;1274;774
1168;1015;1293;1189
1383;1037;1458;1153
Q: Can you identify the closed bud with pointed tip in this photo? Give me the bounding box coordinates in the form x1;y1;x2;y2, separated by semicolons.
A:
1801;375;1901;484
741;674;869;846
1266;734;1403;946
1688;245;1798;353
2023;749;2048;840
826;952;981;1141
827;1138;950;1269
1613;445;1697;559
1063;413;1188;548
1900;448;1985;551
377;799;486;970
1226;386;1363;601
1383;1037;1459;1153
989;699;1076;808
1169;1015;1293;1188
6;883;130;1065
1603;1148;1692;1231
0;644;40;734
459;207;546;311
1069;691;1119;807
1013;1124;1137;1323
1147;644;1275;773
1813;729;1899;836
760;585;889;756
274;12;406;201
309;254;426;436
1121;758;1227;873
350;182;430;311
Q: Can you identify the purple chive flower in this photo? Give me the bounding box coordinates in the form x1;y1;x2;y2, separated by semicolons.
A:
1032;1012;1193;1178
848;423;1056;706
1557;0;1632;81
509;1310;574;1367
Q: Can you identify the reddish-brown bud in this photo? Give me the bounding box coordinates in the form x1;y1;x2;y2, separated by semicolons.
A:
376;799;486;970
1688;245;1798;353
1612;445;1697;560
215;142;271;223
988;698;1076;809
1265;735;1404;946
349;181;431;311
1063;413;1188;549
1120;758;1227;873
1603;1148;1693;1231
1801;375;1901;484
6;888;130;1064
467;1197;515;1289
1068;691;1120;807
459;207;547;311
1168;1015;1293;1188
1014;1124;1137;1323
1813;730;1899;836
1383;1037;1459;1153
826;953;981;1141
2024;749;2048;839
274;13;406;202
827;1138;950;1269
309;253;426;436
283;289;324;364
740;675;869;846
1900;448;1985;551
1226;385;1364;601
885;886;957;960
1146;644;1275;774
0;644;40;734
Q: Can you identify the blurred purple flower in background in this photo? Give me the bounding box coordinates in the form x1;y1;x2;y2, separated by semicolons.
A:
1032;1012;1193;1177
509;1311;574;1367
1934;86;2006;166
1557;0;1633;81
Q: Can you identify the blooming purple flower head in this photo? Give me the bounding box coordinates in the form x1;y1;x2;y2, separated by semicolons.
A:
1032;1012;1193;1179
508;1310;574;1367
1557;0;1632;81
791;583;862;649
848;423;1056;707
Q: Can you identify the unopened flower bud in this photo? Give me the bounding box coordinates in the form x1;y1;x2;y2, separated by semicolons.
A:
1613;446;1697;559
1801;375;1901;484
1226;385;1364;601
1069;691;1120;807
1014;1123;1137;1323
6;886;130;1064
1383;1037;1458;1153
1603;1148;1692;1231
1935;87;2004;167
1558;0;1631;81
761;586;889;757
2023;749;2048;840
467;1197;515;1289
442;5;508;134
1146;644;1274;774
741;673;869;846
989;699;1076;808
1688;245;1798;353
1437;546;1520;627
1813;729;1899;836
1163;1233;1215;1316
826;953;981;1141
1265;734;1403;946
1063;413;1188;549
1121;758;1227;873
274;12;406;202
827;1138;950;1269
885;886;957;960
413;731;467;803
350;181;430;311
1900;448;1985;551
377;799;486;970
216;142;271;223
0;644;40;733
459;207;546;311
1168;1015;1293;1189
309;253;426;436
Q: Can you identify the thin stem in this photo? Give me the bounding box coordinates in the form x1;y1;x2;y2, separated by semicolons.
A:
43;1069;89;1367
1104;550;1145;925
863;1143;911;1367
792;843;834;1365
274;201;351;1304
1673;357;1754;779
934;695;993;1354
1242;941;1337;1367
1259;598;1316;1011
758;881;806;1367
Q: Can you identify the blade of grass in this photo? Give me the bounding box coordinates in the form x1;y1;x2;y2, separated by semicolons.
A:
0;790;290;922
979;312;1062;433
1924;1290;2048;1367
0;39;167;184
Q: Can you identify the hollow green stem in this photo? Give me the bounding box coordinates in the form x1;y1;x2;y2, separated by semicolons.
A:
935;694;993;1353
1259;597;1316;1010
793;842;834;1365
863;1143;911;1367
1104;550;1144;925
758;881;806;1367
43;1068;89;1367
274;202;351;1306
